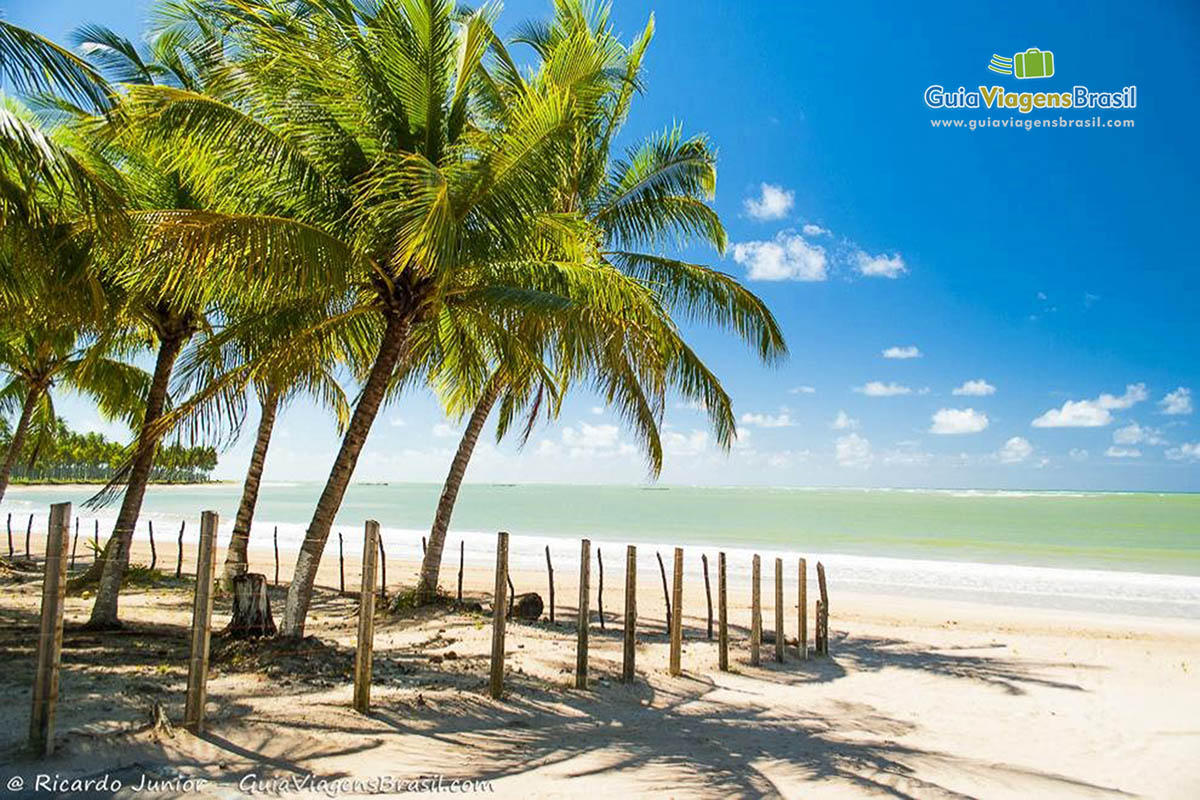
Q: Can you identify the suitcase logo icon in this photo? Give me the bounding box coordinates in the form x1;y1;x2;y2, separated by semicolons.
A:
988;48;1055;79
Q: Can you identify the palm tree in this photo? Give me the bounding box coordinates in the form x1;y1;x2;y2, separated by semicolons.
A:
413;1;786;601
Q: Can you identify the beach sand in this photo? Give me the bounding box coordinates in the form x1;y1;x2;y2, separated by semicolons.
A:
1;533;1198;798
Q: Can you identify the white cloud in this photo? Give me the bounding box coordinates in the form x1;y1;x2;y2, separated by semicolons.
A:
1160;387;1193;416
741;410;794;428
1069;448;1089;461
789;385;816;395
664;430;709;457
390;416;407;427
590;406;605;415
953;379;996;397
1031;383;1148;428
1113;422;1165;446
997;436;1033;464
802;223;829;236
855;381;912;397
831;410;859;430
432;423;459;438
929;408;989;435
882;345;922;359
1166;442;1200;461
880;444;932;466
744;183;794;220
732;233;827;282
835;433;872;468
1105;446;1142;459
854;250;906;278
562;423;620;450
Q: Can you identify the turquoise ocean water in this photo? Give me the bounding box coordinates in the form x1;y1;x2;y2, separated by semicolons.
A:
4;483;1199;618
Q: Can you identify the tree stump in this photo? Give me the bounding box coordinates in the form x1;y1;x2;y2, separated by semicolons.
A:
224;573;276;638
508;592;544;621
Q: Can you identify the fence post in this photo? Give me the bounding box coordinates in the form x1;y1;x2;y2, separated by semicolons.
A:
774;557;785;663
718;552;728;671
70;519;79;571
377;534;387;603
702;554;713;640
575;538;591;690
273;527;279;586
798;558;808;659
29;502;70;757
597;547;605;631
353;520;380;714
817;561;829;655
656;551;671;634
622;545;637;683
184;511;218;732
338;532;345;594
544;546;555;623
148;520;157;571
488;532;509;699
25;513;33;557
6;512;11;558
750;554;762;667
457;540;464;604
669;547;684;676
175;521;184;578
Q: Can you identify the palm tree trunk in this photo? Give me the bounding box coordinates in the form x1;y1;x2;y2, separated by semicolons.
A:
222;387;280;589
83;331;187;628
416;375;502;603
0;385;40;507
279;313;410;638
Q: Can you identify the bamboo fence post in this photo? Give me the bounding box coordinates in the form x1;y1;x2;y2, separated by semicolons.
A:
669;547;684;676
183;511;219;733
6;512;11;558
488;532;509;699
29;502;70;757
338;532;345;593
353;521;380;714
622;545;636;683
25;513;33;557
597;547;606;631
702;553;713;640
457;540;464;604
175;521;184;578
774;557;785;663
148;520;157;571
273;527;279;586
70;519;79;571
377;533;387;602
545;546;555;623
718;552;728;671
817;561;829;655
798;558;808;659
656;551;671;634
575;538;591;690
750;554;762;667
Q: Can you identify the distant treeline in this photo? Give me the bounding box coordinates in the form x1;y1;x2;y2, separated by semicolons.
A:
1;417;217;484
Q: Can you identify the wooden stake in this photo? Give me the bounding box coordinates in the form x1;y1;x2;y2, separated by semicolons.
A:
817;561;830;655
273;526;279;586
94;519;99;554
702;554;713;640
175;521;184;578
718;552;728;671
597;547;606;631
545;546;555;623
421;536;427;555
25;513;33;557
184;511;218;732
353;521;380;714
621;545;636;683
750;554;762;667
575;538;591;690
457;540;464;604
29;502;70;757
656;551;671;634
798;558;808;660
148;520;157;571
338;532;345;594
669;547;683;676
70;519;79;571
506;573;515;618
774;557;785;663
6;512;11;558
488;532;509;699
377;533;387;602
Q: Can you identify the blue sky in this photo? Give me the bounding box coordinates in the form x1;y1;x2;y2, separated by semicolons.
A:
5;0;1199;491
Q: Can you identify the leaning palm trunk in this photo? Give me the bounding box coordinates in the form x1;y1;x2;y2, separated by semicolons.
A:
279;314;410;638
416;376;503;603
222;388;280;589
0;386;40;507
80;332;187;627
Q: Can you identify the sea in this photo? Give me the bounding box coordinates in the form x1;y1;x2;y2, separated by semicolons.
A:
4;483;1199;619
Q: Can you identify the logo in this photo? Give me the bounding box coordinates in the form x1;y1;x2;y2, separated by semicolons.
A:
988;48;1055;79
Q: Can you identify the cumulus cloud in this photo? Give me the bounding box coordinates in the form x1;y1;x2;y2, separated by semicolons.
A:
390;416;407;427
997;436;1033;463
1113;422;1165;446
664;430;710;457
562;423;620;450
1031;383;1148;428
741;410;794;428
953;379;996;396
802;223;829;236
831;410;859;430
789;385;816;395
1069;448;1089;461
855;381;911;397
1105;446;1142;459
1160;387;1193;415
854;250;906;278
1166;442;1200;461
744;183;794;220
432;423;459;438
929;408;989;435
882;345;921;359
835;433;872;468
732;233;827;281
